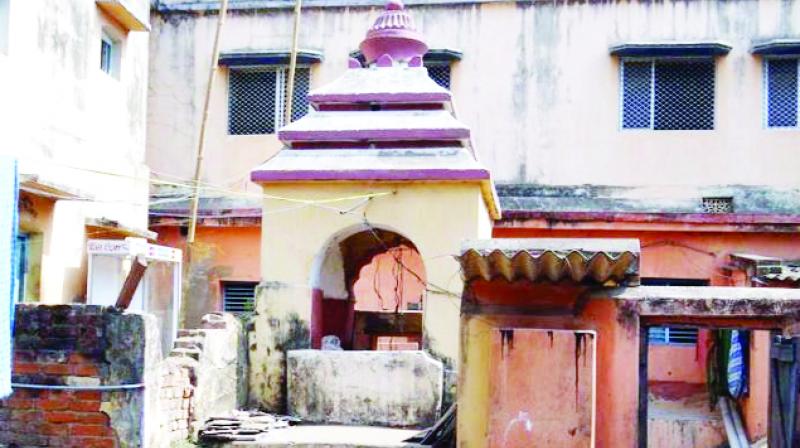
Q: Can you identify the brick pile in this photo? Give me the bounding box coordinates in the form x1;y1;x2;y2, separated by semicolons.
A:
157;359;195;441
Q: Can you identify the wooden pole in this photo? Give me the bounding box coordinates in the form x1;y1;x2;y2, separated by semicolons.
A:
284;0;303;125
116;256;148;309
187;0;230;244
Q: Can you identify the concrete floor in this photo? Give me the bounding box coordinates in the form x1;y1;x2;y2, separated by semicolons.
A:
224;425;423;448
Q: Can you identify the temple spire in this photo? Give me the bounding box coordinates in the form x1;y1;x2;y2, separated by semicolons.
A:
359;0;428;66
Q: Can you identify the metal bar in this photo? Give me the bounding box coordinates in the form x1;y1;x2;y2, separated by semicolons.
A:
12;383;144;391
187;0;230;244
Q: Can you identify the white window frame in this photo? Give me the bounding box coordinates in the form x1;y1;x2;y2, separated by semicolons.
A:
227;64;311;136
619;56;716;131
648;326;699;346
100;30;121;79
762;56;800;129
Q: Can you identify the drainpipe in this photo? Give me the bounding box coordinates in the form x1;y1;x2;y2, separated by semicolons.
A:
284;0;303;124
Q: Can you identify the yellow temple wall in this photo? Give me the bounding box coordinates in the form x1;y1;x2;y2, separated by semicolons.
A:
249;181;491;409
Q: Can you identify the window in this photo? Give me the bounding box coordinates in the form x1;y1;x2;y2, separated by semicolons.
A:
702;196;734;214
12;234;26;304
764;58;799;128
426;63;451;89
228;66;310;135
621;59;715;130
648;326;698;345
643;278;708;345
100;31;120;78
222;281;258;313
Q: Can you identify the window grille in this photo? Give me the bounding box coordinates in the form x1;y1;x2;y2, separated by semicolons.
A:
426;64;451;89
228;66;311;135
649;327;699;345
621;59;715;130
222;281;258;313
765;58;799;128
702;196;734;214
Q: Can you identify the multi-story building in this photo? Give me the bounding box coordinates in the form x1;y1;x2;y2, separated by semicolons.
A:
149;0;800;444
2;0;152;304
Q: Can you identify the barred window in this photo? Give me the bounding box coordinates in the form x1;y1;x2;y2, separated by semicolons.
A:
426;63;451;89
765;58;799;128
621;59;715;130
222;281;258;313
648;327;699;345
228;66;311;135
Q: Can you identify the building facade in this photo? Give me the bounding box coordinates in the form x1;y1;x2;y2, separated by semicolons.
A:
1;0;152;304
148;1;800;444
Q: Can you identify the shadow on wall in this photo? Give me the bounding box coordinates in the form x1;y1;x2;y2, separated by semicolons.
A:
183;242;233;328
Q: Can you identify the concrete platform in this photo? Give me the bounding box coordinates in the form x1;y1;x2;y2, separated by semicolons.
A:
224;425;422;448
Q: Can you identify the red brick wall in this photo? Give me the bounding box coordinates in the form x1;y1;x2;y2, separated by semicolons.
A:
0;389;116;447
0;305;134;448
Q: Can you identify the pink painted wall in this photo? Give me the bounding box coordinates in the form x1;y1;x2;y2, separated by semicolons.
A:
157;226;261;326
352;246;426;313
488;329;595;447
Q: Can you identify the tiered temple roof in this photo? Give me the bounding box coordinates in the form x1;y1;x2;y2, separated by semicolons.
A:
250;0;499;218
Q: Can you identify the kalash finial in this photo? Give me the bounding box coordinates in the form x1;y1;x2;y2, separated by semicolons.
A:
358;0;428;67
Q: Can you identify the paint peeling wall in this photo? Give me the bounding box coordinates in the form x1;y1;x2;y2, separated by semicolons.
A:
0;0;151;303
149;0;800;194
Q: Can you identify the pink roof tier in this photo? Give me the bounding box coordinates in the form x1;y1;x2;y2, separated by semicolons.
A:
250;0;500;218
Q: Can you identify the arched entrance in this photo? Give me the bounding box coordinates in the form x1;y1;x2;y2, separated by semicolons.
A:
310;225;427;350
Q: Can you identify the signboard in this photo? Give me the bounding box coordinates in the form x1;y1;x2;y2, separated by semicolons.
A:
0;157;18;398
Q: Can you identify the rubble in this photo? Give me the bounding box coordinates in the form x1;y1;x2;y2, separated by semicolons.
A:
198;410;300;442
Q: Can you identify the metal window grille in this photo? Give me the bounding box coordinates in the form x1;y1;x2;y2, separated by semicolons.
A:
228;66;311;135
702;196;734;214
426;63;451;89
649;327;699;345
621;59;715;130
765;58;799;128
222;282;258;313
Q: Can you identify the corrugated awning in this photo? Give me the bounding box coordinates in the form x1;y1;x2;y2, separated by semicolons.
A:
730;253;800;284
609;42;732;57
460;238;640;286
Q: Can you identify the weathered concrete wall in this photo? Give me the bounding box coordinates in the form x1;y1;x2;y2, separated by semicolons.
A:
150;0;800;192
0;305;149;448
0;0;151;304
287;350;443;428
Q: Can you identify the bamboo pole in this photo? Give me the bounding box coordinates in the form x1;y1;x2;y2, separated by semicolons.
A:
284;0;303;125
187;0;230;244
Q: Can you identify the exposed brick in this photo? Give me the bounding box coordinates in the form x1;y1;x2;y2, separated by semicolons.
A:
13;362;40;375
77;437;117;448
6;397;36;410
40;422;70;436
74;391;101;401
69;400;100;412
45;411;79;423
79;412;110;425
42;363;71;375
40;399;70;411
71;424;112;437
72;364;99;377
